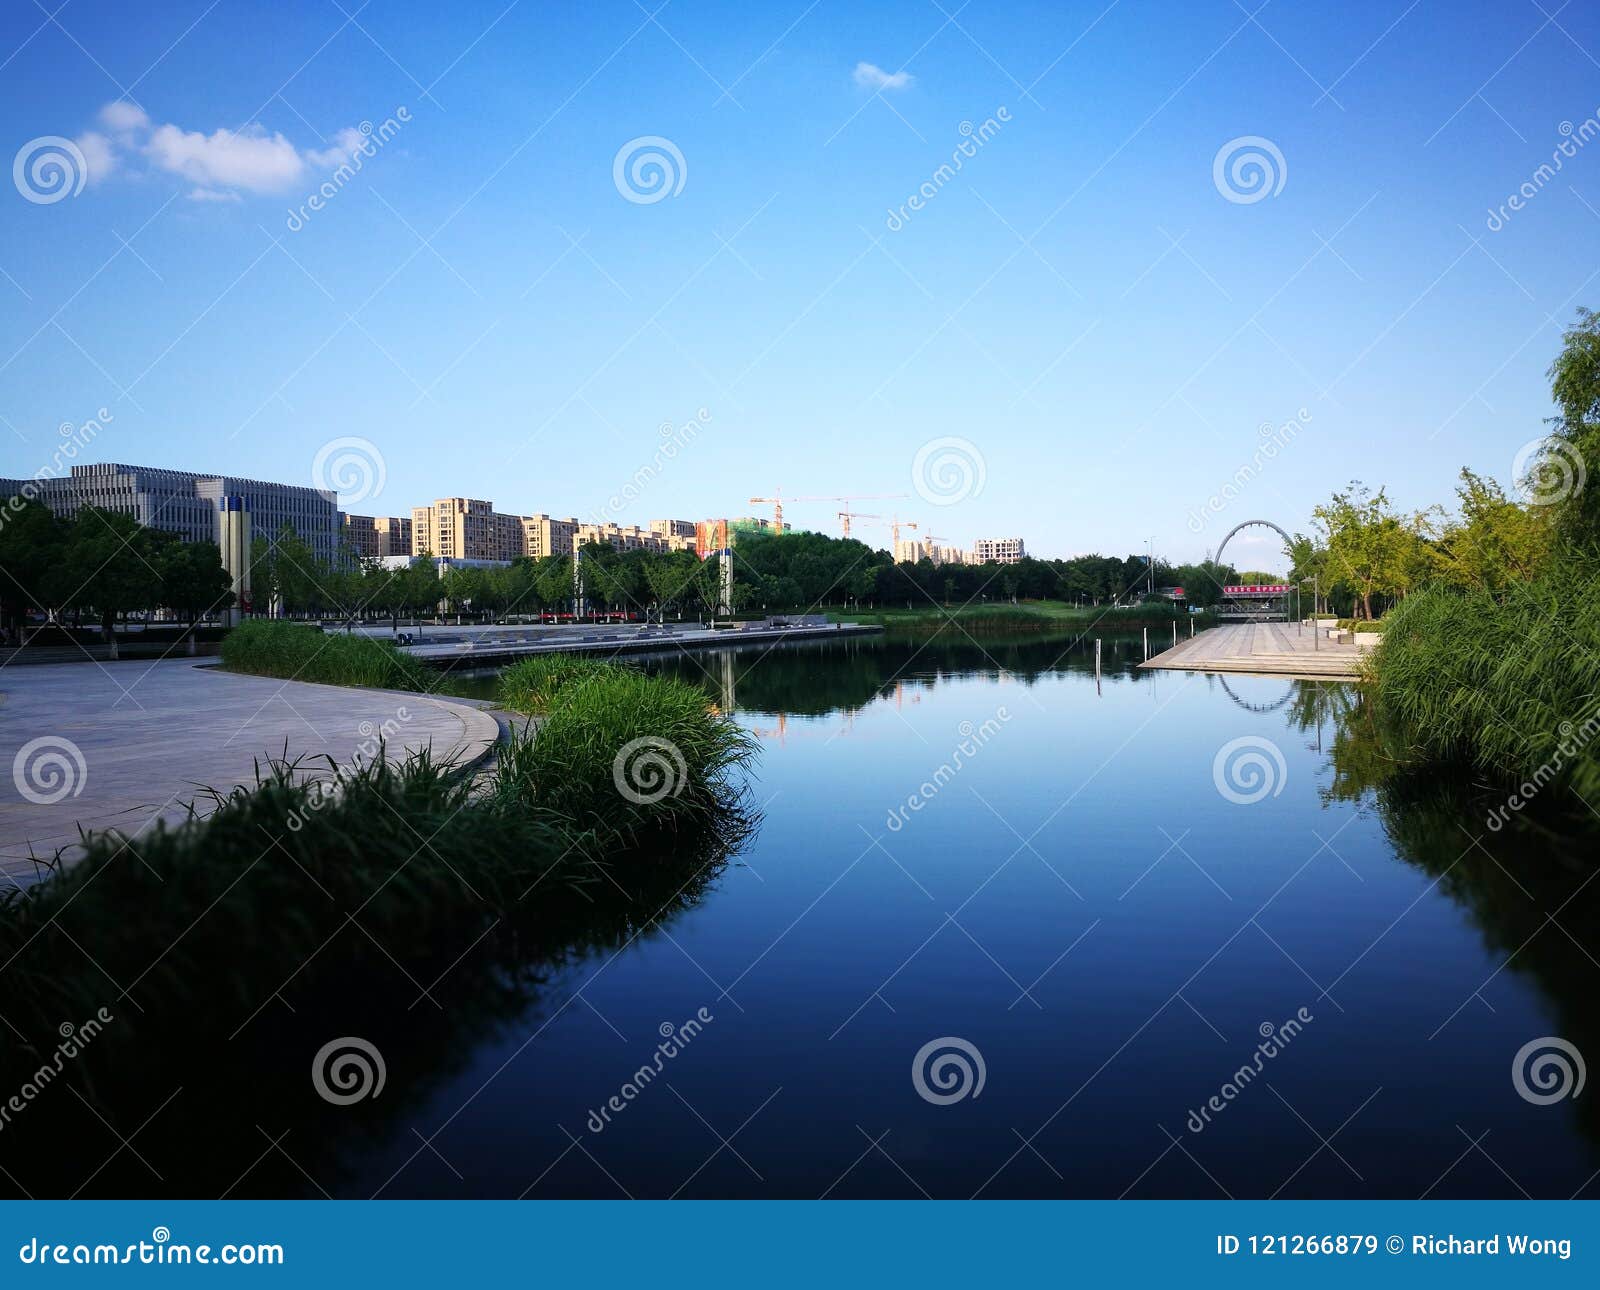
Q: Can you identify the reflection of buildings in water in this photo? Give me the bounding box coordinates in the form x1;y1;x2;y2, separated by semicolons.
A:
749;712;789;746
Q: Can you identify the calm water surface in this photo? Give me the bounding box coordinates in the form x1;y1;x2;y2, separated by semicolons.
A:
348;633;1600;1199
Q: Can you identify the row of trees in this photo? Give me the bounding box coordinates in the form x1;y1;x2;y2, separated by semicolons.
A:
1284;307;1600;617
0;503;233;655
1285;470;1556;619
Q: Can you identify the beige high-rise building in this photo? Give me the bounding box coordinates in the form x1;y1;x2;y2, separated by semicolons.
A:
411;498;523;560
893;538;927;564
343;513;413;557
650;519;696;540
523;514;579;559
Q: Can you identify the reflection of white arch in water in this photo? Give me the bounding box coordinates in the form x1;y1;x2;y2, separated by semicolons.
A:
1218;675;1295;714
1213;519;1295;570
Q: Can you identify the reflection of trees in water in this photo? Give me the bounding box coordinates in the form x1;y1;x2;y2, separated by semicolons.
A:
0;824;747;1198
653;632;1150;718
1315;688;1600;1146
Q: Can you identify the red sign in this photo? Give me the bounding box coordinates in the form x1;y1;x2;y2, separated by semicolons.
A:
1223;584;1291;595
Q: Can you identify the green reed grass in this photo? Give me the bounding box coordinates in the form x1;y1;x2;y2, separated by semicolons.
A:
220;619;433;691
1373;561;1600;799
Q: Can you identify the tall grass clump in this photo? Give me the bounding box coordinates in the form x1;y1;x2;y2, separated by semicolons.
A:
0;750;598;1082
221;619;433;691
1374;563;1600;799
497;654;617;713
500;663;757;843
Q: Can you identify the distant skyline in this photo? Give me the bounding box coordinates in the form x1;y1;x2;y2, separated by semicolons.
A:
5;0;1600;571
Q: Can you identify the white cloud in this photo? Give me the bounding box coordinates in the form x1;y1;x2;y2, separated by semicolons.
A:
70;101;365;200
854;62;913;91
304;127;368;169
145;122;305;193
73;130;118;185
98;101;150;135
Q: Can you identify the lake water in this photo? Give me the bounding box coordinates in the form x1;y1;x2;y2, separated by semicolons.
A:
18;632;1595;1199
349;633;1598;1199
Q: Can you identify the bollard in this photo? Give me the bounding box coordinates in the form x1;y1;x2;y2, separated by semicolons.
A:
1095;637;1102;676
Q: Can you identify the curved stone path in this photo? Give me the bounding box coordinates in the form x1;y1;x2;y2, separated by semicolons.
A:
0;660;499;882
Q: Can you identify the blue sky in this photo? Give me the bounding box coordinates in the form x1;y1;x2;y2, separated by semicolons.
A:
3;0;1600;569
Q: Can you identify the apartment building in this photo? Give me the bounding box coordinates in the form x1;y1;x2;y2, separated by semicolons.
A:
973;537;1026;564
410;498;526;561
0;462;341;562
650;519;697;540
523;514;580;559
342;513;413;557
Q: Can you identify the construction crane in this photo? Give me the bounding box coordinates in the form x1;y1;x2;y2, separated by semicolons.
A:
840;512;919;548
749;490;907;532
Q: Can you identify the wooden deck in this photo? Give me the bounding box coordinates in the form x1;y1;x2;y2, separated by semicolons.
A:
1140;622;1365;681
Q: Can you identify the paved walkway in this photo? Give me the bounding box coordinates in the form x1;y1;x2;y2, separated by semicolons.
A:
1140;621;1365;680
0;660;499;880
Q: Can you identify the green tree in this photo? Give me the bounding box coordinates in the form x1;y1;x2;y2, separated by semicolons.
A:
0;498;65;646
1546;305;1600;545
157;538;234;651
52;508;163;658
